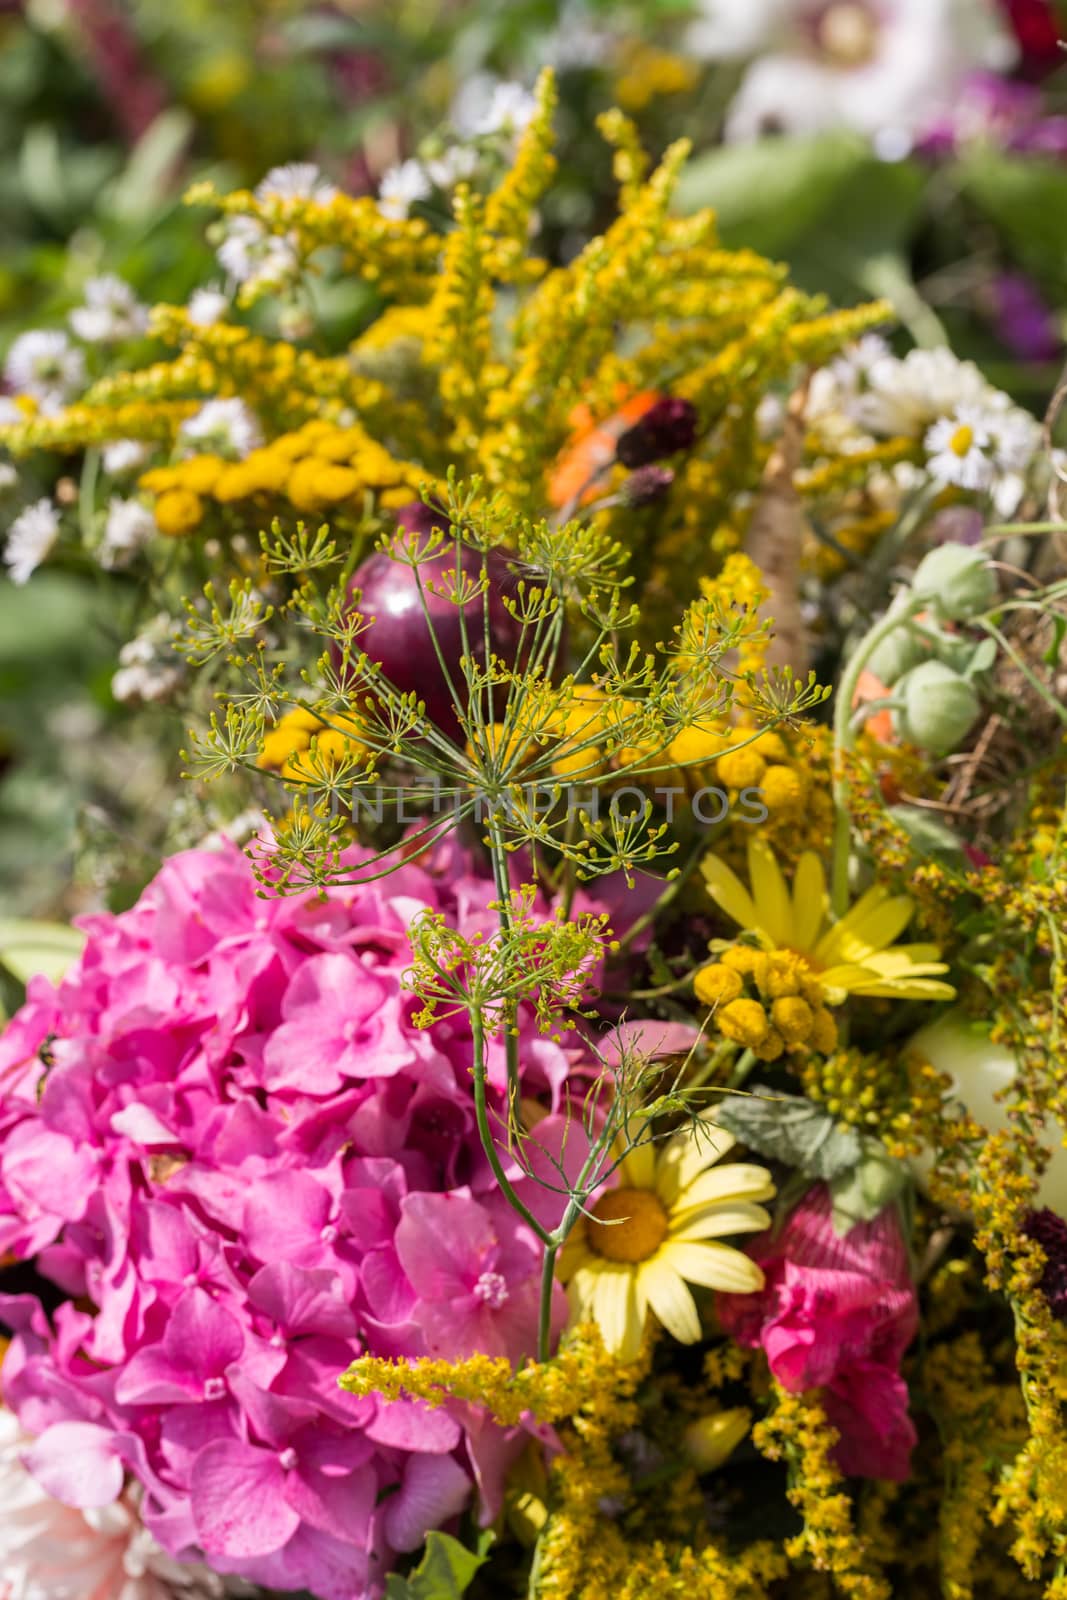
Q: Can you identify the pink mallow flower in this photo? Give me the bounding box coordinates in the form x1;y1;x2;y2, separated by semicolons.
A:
0;839;602;1599
717;1184;919;1480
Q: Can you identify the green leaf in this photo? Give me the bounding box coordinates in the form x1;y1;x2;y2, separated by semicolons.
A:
0;919;86;986
714;1089;862;1181
958;150;1067;297
829;1138;910;1234
384;1532;492;1600
674;133;871;258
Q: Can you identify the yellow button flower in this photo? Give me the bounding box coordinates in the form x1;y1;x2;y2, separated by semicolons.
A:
154;489;203;537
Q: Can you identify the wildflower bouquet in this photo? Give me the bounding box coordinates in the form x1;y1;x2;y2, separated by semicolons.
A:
1;69;1067;1600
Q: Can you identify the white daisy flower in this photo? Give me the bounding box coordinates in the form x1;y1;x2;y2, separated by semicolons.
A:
102;438;149;475
99;496;155;569
69;274;149;344
4;497;59;584
378;159;433;220
850;346;991;438
3;330;86;411
187;286;230;327
688;0;1016;144
255;162;338;204
112;615;184;704
925;405;996;491
179;398;261;459
452;75;539;140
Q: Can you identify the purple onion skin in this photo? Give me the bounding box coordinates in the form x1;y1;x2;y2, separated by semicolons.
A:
344;516;529;733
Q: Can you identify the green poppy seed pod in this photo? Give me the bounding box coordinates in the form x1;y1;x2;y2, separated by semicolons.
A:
866;626;929;687
911;543;997;622
895;660;980;756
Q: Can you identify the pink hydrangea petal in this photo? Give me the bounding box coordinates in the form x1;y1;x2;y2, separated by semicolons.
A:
191;1439;300;1558
23;1421;125;1508
383;1452;472;1553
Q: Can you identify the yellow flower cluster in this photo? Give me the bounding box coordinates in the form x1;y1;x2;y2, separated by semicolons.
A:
753;1386;892;1600
612;44;700;113
695;944;838;1060
139;420;430;537
257;705;369;782
794;1045;949;1157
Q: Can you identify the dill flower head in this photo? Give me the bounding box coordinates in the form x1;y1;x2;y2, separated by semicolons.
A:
559;1115;774;1362
699;839;955;1004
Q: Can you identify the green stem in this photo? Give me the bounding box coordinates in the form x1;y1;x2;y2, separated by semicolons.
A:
471;1012;552;1248
831;594;923;915
486;814;522;1132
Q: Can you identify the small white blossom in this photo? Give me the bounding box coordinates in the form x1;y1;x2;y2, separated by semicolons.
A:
378;159;432;221
179;398;261;460
112;616;184;704
4;330;86;412
216;216;298;290
98;496;155;569
187;286;230;327
255;162;338;204
425;144;481;189
102;438;149;475
69;274;149;344
0;462;17;493
0;397;23;425
4;497;59;585
925;406;996;492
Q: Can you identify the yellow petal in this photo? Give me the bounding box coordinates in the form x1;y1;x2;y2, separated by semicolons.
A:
702;853;760;933
655;1117;735;1208
670;1201;773;1241
666;1240;765;1294
637;1256;702;1344
837;894;915;958
592;1263;642;1360
673;1163;776;1215
660;1238;762;1291
791;852;827;951
617;1119;656;1190
747;840;792;947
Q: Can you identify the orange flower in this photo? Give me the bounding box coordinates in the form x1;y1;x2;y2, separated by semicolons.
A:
548;390;659;509
852;667;895;745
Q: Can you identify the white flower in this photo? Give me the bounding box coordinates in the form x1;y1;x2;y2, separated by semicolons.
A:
925;405;996;491
255;162;338;204
0;397;22;425
112;616;183;704
102;439;149;476
378;159;432;221
216;217;298;290
98;496;154;569
0;1407;240;1599
4;330;86;411
850;346;991;438
689;0;1016;144
452;75;538;139
4;498;59;585
425;144;481;189
178;398;261;459
186;286;229;327
69;274;149;344
0;462;17;493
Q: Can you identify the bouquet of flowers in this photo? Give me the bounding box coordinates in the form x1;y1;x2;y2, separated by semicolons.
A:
1;66;1066;1600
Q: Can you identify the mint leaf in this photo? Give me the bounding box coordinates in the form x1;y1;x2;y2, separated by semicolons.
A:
715;1090;863;1181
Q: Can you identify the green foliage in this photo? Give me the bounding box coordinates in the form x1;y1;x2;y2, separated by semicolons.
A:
384;1531;493;1600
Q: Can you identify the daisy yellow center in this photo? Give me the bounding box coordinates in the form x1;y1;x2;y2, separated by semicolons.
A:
817;3;878;66
950;424;975;457
588;1187;669;1263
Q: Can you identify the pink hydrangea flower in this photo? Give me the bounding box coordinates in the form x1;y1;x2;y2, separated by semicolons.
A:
0;840;602;1598
717;1184;919;1480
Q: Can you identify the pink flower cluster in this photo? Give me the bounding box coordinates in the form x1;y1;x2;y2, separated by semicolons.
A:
718;1185;919;1481
0;840;587;1599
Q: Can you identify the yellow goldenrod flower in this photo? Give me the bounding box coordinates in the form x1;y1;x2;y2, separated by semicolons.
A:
559;1115;773;1362
154;489;203;537
701;839;955;1003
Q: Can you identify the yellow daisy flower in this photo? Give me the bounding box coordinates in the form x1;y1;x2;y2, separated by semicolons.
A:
558;1117;773;1363
702;839;955;1003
